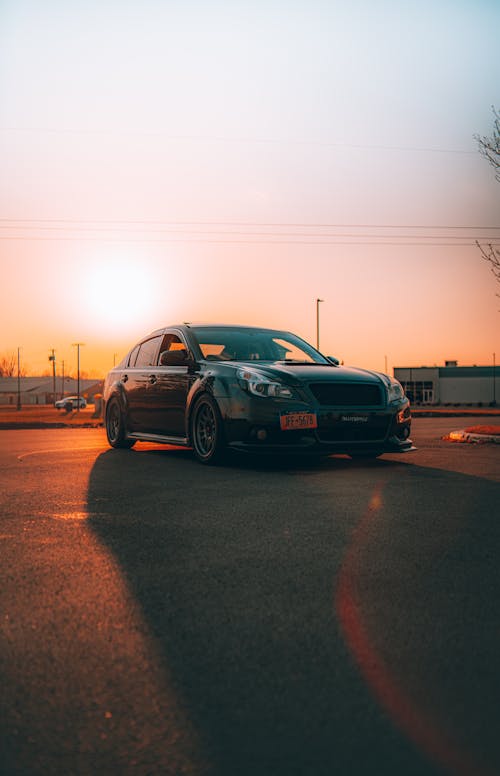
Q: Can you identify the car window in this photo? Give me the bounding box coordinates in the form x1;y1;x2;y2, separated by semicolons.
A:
158;333;188;363
272;338;316;362
134;336;162;367
192;327;327;363
128;344;140;367
195;331;276;361
197;342;227;360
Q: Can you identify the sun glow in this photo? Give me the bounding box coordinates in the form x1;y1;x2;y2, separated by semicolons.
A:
82;249;160;335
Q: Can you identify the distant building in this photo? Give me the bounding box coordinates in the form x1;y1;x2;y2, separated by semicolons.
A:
0;377;103;405
393;363;497;406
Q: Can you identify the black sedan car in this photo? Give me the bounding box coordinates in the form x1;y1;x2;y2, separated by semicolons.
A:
104;324;414;464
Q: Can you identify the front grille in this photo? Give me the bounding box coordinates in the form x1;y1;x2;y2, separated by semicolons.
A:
309;382;383;407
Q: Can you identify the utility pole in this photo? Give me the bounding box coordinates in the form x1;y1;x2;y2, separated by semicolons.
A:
316;298;324;350
61;360;65;399
72;343;85;411
16;347;21;410
48;349;56;404
494;352;497;406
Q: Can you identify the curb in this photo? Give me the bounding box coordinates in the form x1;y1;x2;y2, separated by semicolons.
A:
445;430;500;444
0;421;104;430
412;410;500;417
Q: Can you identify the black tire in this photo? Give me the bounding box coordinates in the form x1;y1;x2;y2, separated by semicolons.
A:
105;398;136;449
190;394;226;464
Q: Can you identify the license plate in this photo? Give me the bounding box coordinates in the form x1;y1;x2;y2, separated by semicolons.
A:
280;412;318;430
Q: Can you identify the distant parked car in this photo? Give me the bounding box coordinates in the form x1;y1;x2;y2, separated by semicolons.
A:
103;323;413;464
55;396;87;411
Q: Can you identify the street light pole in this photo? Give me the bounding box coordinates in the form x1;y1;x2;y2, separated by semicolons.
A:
316;298;324;350
48;349;56;404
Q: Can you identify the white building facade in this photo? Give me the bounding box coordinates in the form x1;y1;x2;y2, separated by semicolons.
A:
0;377;102;405
393;364;498;406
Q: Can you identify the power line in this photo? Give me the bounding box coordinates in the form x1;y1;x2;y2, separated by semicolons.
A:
1;218;498;246
0;126;477;155
0;235;497;246
1;225;499;239
1;218;498;229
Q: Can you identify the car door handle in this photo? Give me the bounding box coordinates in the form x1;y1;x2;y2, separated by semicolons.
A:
149;375;157;384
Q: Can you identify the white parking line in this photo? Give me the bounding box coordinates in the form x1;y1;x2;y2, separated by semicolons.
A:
17;444;107;462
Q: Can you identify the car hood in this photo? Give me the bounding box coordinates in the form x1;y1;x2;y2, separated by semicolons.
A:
235;361;389;386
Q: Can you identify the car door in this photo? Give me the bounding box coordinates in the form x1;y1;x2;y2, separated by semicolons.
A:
146;331;195;437
125;335;163;432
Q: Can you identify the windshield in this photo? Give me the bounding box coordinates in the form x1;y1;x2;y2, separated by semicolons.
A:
190;326;330;364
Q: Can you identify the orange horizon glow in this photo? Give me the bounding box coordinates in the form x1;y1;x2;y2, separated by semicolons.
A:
3;238;499;379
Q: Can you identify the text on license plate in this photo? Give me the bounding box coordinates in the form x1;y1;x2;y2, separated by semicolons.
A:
280;412;318;430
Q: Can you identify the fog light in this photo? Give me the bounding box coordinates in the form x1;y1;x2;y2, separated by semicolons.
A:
256;429;267;441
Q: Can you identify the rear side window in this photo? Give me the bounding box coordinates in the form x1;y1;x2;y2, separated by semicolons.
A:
127;344;140;367
134;336;162;367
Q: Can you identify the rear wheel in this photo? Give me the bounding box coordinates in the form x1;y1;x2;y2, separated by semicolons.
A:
105;398;135;449
191;395;226;464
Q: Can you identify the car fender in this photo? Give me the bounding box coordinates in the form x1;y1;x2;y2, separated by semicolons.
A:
184;372;232;437
104;379;131;420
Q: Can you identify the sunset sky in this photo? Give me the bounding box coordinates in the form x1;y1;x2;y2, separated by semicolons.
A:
1;0;499;378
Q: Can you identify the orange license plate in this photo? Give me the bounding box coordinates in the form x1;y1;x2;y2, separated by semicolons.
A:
280;412;318;431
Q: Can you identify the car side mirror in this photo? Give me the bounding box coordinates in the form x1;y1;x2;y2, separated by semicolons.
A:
160;349;190;366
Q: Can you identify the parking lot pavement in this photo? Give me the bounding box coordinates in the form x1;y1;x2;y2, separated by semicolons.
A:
0;405;498;432
0;422;499;775
0;405;103;428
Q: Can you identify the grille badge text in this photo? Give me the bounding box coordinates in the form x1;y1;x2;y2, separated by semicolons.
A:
340;415;368;423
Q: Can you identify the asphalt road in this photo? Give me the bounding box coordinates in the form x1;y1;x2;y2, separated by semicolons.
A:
0;419;499;776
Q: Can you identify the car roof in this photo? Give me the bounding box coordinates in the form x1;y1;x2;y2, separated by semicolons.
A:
151;323;289;334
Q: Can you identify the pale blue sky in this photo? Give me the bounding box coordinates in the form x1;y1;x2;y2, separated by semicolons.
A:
1;0;499;375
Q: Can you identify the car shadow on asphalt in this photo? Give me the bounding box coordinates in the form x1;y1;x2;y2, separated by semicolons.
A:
86;448;499;776
136;443;408;473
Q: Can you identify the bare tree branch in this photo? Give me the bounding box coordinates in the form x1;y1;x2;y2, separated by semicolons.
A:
475;108;500;306
0;353;18;377
474;106;500;182
476;240;500;300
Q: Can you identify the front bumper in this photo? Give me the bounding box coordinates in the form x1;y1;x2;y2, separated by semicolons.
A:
218;394;414;456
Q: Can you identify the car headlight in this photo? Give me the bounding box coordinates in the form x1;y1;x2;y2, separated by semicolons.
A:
237;368;294;398
387;379;405;403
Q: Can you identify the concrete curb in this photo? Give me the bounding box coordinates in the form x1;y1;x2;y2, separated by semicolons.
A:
445;430;500;444
0;421;104;430
412;409;500;417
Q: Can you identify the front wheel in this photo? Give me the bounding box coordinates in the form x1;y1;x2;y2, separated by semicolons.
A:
105;398;135;449
190;395;226;464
